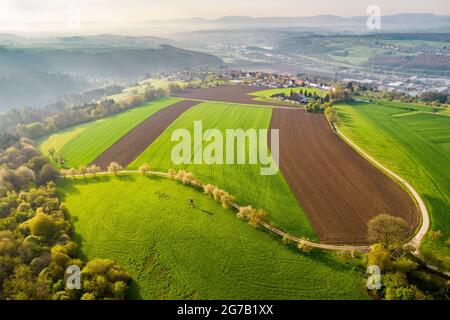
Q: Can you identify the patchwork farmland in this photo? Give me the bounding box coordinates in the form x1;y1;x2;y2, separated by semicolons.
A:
3;1;450;303
38;97;181;168
37;84;441;299
129;101;316;238
91;100;199;169
173;86;419;244
41;85;421;244
173;85;295;107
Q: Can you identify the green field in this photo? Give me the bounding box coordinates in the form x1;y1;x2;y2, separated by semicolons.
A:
335;101;450;268
129;102;316;239
249;87;326;103
38;97;180;168
359;98;446;114
108;79;185;102
59;174;367;299
331;45;383;65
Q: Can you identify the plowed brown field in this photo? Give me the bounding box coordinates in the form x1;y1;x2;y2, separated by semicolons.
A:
270;109;419;244
91;100;198;169
174;85;292;108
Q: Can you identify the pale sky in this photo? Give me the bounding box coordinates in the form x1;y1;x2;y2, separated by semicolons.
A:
1;0;449;33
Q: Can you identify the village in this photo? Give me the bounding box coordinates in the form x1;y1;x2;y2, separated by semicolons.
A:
155;68;333;105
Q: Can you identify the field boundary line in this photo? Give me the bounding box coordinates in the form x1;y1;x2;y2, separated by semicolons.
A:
183;97;302;110
175;95;303;110
65;170;371;252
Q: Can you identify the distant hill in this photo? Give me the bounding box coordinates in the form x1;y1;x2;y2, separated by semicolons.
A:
51;34;177;49
0;45;221;78
368;32;450;42
141;13;450;33
0;33;176;49
0;38;222;110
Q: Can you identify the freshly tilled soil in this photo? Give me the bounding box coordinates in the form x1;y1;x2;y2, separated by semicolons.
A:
270;108;419;244
174;85;292;107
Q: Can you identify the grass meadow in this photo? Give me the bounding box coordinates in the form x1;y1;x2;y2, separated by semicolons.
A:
59;174;367;300
249;87;326;102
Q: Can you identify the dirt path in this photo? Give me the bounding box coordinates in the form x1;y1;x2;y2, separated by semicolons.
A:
91;100;199;169
334;126;429;251
270;108;419;245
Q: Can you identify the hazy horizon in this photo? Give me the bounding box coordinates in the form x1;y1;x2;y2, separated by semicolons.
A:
1;0;450;34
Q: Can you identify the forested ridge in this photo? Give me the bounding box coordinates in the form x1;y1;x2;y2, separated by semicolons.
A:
0;137;131;300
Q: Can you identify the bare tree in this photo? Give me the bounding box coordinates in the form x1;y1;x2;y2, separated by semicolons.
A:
297;241;313;253
175;170;194;185
203;184;215;196
48;148;56;161
78;166;88;179
167;169;177;179
211;186;224;202
248;208;266;228
138;164;150;176
219;191;235;209
68;168;78;179
87;165;101;177
237;206;253;220
59;169;69;177
58;154;66;168
107;162;122;176
236;206;266;227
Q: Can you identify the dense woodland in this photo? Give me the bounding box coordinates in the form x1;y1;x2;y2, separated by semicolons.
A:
367;54;450;71
0;84;179;149
0;44;222;110
0;138;130;299
343;81;449;106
